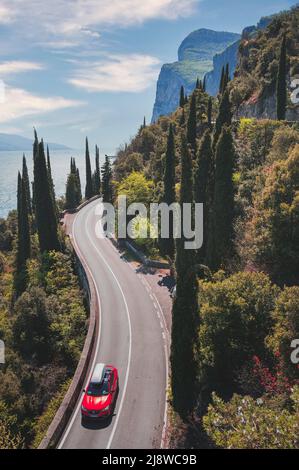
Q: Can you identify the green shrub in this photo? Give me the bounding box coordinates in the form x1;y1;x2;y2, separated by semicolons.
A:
266;286;299;380
203;386;299;449
196;271;278;398
245;144;299;284
32;379;71;448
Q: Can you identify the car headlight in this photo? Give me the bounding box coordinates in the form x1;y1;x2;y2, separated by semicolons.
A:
81;405;88;412
102;405;110;412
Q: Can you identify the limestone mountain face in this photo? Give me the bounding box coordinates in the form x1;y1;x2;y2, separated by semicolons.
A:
204;15;275;97
205;40;240;96
151;29;240;122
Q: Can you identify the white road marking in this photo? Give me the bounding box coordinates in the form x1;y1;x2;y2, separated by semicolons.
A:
61;201;168;450
141;278;170;449
58;209;103;449
59;202;132;451
85;205;132;450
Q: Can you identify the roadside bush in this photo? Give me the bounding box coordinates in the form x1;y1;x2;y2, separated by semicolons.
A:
12;287;52;364
245;144;299;284
203;386;299;449
0;218;13;252
0;401;24;449
266;126;299;163
32;379;71;448
196;271;278;399
113;152;144;181
115;171;155;206
266;286;299;380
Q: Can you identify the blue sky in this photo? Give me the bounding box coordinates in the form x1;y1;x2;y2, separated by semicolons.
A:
0;0;294;154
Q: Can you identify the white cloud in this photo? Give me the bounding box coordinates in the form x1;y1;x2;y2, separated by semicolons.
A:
0;1;198;38
0;86;84;123
0;61;44;77
37;40;79;50
68;54;160;93
81;29;101;39
0;5;14;24
56;0;198;33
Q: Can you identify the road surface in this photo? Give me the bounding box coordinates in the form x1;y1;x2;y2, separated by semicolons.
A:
58;199;168;449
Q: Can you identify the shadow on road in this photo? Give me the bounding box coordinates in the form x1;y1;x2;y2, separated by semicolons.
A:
81;415;114;430
157;273;175;292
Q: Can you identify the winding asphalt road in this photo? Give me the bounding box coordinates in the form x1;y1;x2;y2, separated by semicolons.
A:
58;199;168;449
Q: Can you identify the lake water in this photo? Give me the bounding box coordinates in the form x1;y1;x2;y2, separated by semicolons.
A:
0;149;106;218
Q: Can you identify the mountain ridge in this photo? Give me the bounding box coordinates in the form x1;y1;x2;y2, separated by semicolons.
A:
0;133;70;151
151;28;240;123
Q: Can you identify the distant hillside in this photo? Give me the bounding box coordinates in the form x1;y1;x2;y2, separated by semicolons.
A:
151;29;240;123
0;133;70;151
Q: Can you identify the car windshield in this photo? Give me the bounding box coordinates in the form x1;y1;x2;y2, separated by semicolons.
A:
87;379;110;397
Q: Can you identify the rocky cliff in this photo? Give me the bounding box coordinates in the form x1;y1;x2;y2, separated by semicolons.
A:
204;15;276;97
232;6;299;121
236;81;299;121
204;40;240;96
151;29;240;122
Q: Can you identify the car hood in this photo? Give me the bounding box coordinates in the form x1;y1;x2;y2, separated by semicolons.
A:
82;394;111;410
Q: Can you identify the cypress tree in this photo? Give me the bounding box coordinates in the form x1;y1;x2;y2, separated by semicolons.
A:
160;124;176;258
65;158;82;209
33;134;60;253
207;126;235;271
47;146;54;196
203;75;206;92
70;158;82;201
101;156;113;204
180;108;186;127
194;130;213;262
171;134;199;417
219;65;225;94
31;128;39;214
213;89;232;150
179;85;185;107
85;137;93;199
14;172;31;296
225;63;230;84
94;145;101;195
46;145;58;220
276;34;287;121
65;173;79;210
70;157;75;174
207;96;212;126
76;167;82;203
33;128;38;162
221;63;230;93
187;91;197;155
196;77;200;89
184;94;188;105
22;154;31;215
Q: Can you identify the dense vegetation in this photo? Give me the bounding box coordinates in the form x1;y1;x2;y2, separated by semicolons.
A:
230;5;299;113
0;136;87;448
0;129;115;448
112;8;299;449
0;5;298;451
